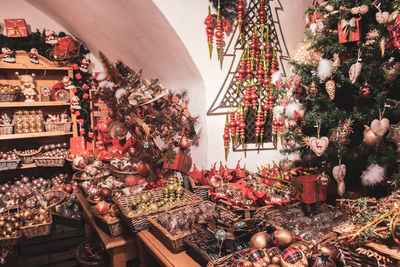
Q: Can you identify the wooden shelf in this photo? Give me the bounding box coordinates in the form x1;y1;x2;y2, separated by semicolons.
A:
0;51;72;70
0;131;72;140
0;101;70;108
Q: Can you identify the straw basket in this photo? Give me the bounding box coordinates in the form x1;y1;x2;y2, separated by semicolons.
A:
0;159;20;171
90;207;122;238
187;174;210;201
0;92;19;102
0;124;13;135
14;147;42;164
33;156;65;167
114;188;201;232
20;210;52;238
44;122;72;132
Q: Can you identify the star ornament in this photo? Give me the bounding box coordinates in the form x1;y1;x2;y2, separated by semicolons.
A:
312;253;336;267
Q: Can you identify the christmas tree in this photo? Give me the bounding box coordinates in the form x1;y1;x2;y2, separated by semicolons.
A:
284;0;400;195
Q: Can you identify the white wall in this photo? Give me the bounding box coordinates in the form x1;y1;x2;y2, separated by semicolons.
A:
1;0;311;171
153;0;311;170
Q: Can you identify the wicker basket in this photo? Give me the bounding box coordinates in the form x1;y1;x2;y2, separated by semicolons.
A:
187;174;210;201
0;159;20;171
0;92;19;102
20;210;52;238
148;201;237;253
110;168;137;178
0;124;13;135
206;253;233;267
184;229;249;266
73;172;95;182
90;207;122;238
0;231;22;247
114;188;201;232
14;147;42;164
33;156;65;167
44;122;72;132
76;240;108;267
23;190;67;210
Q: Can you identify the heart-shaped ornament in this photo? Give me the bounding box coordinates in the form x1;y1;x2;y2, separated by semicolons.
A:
309;137;329;157
337;181;345;197
371;118;390;137
332;164;346;182
376;11;389;24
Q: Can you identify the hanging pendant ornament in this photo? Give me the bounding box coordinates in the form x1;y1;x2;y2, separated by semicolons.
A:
223;114;230;160
272;118;278;148
380;37;386;58
258;0;266;37
204;6;215;59
370;107;389;137
325;77;335;100
229;105;238;147
333;156;346;197
309;121;329;157
237;103;246;149
359;82;371;97
349;50;362;84
236;51;247;94
237;0;245;46
375;3;389;24
215;5;224;62
306;81;318;100
255;103;265;148
179;126;190;150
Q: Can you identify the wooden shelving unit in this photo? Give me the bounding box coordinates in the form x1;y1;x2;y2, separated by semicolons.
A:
0;50;77;174
0;101;70;108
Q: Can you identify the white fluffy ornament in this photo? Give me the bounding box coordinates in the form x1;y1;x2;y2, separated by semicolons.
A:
317;59;333;82
361;164;385;186
273;104;285;120
285;101;305;120
115;88;128;99
95;72;106;81
271;71;283;85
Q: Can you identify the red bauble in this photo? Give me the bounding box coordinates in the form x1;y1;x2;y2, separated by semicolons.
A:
100;188;112;199
125;175;137;187
64;184;73;193
95;201;109;215
137;163;151;177
179;136;190;150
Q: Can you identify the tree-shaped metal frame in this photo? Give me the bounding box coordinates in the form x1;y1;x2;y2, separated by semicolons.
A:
207;0;289;151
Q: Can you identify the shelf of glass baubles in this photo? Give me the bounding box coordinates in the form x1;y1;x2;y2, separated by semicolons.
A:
0;50;78;139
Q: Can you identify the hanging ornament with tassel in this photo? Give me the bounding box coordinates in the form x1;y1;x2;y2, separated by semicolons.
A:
325;76;335;100
215;2;224;62
204;6;216;59
223;114;230;160
237;0;245;46
349;49;362;84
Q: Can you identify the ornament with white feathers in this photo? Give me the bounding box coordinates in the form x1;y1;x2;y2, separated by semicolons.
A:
317;59;333;83
96;72;115;89
361;164;385;186
271;71;283;85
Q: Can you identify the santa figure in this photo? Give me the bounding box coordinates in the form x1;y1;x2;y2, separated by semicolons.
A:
45;30;58;45
29;48;39;64
71;95;81;110
1;47;15;63
62;76;75;90
79;58;90;73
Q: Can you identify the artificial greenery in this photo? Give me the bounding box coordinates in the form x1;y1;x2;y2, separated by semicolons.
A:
283;0;400;191
209;0;237;23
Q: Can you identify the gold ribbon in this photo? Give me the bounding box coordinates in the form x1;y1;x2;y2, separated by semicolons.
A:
341;17;357;41
6;20;26;37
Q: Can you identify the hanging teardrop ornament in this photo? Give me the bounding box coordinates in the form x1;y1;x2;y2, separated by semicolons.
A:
325;77;335;100
349;50;363;84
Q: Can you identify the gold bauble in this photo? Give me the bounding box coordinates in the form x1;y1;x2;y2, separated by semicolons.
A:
249;232;271;249
363;126;383;147
320;245;339;260
274;229;294;249
271;255;281;264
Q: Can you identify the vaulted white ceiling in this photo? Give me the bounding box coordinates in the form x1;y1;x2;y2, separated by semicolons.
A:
26;0;203;91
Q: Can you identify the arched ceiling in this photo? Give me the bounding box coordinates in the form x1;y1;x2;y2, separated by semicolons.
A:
26;0;203;90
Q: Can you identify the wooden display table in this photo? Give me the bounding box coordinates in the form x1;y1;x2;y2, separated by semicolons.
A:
137;230;201;267
77;192;137;267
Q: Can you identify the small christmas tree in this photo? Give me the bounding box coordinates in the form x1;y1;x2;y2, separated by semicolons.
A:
284;0;400;195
